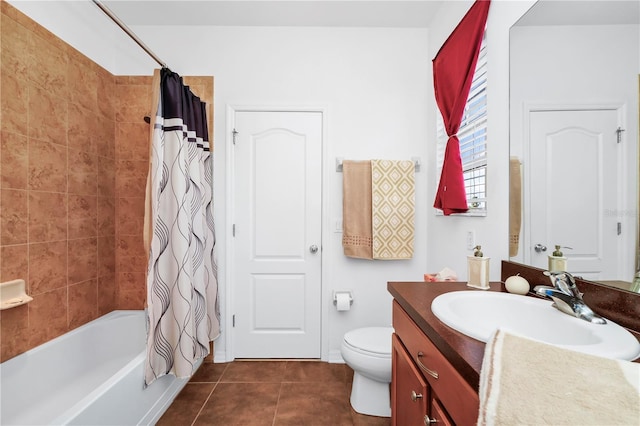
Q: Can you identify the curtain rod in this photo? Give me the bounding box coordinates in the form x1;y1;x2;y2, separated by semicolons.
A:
91;0;168;69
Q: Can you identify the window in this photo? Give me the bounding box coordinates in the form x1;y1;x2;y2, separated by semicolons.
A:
436;34;487;215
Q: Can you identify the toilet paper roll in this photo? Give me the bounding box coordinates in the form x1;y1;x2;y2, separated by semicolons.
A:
336;292;351;311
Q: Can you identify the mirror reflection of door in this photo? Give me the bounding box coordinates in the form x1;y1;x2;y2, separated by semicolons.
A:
528;108;623;280
509;4;639;286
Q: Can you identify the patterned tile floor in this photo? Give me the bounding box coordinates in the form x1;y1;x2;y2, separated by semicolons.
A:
158;360;391;426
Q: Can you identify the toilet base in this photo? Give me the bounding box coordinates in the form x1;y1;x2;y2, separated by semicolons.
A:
349;371;391;417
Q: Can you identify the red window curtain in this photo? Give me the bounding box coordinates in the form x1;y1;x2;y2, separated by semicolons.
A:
433;0;491;215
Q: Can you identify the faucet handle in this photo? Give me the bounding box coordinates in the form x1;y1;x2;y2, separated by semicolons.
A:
543;271;580;297
543;270;563;289
543;270;563;281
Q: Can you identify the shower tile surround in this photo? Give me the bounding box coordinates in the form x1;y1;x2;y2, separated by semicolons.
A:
0;1;117;360
0;1;213;361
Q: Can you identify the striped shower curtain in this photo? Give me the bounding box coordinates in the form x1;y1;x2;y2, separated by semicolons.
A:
144;68;220;387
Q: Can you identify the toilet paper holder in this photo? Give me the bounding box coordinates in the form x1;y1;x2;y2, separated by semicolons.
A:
332;290;353;307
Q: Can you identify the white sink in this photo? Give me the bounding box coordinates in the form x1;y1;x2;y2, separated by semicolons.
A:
431;291;640;361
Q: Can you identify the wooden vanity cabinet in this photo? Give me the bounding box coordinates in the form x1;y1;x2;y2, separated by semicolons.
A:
392;334;429;425
392;301;478;426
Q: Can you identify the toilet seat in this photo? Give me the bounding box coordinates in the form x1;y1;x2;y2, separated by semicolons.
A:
343;327;393;357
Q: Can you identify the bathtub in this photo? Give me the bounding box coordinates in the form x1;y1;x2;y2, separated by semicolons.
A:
0;310;200;425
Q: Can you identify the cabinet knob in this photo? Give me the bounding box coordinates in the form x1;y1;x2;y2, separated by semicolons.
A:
424;415;438;425
411;390;423;402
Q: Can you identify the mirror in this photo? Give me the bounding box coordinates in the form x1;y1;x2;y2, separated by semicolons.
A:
509;0;640;292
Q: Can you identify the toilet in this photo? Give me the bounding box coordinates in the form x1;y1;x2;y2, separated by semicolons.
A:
341;326;394;417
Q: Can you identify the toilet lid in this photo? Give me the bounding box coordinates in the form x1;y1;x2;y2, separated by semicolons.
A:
343;327;394;355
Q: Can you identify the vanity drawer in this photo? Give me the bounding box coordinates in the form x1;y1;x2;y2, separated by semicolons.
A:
393;301;479;426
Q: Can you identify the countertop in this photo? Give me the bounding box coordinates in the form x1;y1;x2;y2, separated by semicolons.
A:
387;281;503;392
388;279;640;394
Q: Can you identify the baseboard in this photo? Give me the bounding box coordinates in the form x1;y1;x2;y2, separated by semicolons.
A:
328;349;345;364
213;349;231;363
213;349;343;364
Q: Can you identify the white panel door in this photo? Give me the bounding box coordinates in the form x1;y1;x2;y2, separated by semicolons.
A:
233;111;322;358
529;109;621;280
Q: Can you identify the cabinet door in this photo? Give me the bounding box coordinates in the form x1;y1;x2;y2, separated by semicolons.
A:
393;301;479;425
427;397;454;426
392;334;428;426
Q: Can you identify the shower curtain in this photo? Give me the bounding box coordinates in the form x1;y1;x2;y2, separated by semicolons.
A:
144;68;220;387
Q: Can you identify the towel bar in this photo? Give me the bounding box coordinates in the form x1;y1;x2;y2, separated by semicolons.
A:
335;157;421;172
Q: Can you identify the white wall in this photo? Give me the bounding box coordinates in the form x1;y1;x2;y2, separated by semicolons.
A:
159;26;431;361
425;0;536;280
9;0;542;361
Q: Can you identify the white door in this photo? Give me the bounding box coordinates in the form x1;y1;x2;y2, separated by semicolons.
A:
232;110;322;358
528;109;621;280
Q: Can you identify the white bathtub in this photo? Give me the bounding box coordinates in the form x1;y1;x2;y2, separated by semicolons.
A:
0;310;199;425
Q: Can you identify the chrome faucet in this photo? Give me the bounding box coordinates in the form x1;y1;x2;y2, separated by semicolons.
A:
533;271;606;324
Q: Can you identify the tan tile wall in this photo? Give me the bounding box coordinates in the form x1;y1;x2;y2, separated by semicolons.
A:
0;1;214;362
0;1;117;361
114;76;152;309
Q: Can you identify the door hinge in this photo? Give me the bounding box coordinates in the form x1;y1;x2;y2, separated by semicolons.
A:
232;224;236;237
617;222;622;235
232;314;235;327
232;128;238;145
616;127;625;143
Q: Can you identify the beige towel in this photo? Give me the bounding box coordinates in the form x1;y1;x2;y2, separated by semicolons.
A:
509;157;522;257
371;160;415;259
478;329;640;426
142;69;163;309
342;161;373;259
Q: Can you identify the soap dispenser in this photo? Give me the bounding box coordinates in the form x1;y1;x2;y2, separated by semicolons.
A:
467;245;490;290
548;245;568;272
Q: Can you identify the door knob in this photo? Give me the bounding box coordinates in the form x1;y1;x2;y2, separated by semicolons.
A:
534;244;547;253
309;245;319;254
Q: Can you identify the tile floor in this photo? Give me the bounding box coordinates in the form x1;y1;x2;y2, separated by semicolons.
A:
158;360;391;426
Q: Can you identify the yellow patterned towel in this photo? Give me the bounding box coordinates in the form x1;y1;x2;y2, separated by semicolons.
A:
371;160;415;259
478;329;640;426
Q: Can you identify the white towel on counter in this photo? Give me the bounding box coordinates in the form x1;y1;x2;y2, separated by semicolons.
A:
478;329;640;426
